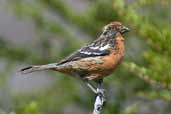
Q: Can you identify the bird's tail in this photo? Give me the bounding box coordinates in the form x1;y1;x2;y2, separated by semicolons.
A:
18;63;58;74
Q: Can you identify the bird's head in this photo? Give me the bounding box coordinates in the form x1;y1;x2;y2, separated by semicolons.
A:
102;21;130;36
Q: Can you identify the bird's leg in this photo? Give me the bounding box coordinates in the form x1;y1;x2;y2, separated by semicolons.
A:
84;80;97;94
76;74;97;94
83;79;106;97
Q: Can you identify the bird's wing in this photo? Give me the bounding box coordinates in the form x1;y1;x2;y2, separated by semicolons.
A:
57;44;110;65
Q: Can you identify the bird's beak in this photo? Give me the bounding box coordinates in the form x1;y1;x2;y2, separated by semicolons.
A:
120;26;130;34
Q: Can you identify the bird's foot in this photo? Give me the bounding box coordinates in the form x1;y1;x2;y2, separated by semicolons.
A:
96;88;106;102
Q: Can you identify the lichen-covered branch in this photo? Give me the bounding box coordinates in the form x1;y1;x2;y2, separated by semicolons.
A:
93;88;106;114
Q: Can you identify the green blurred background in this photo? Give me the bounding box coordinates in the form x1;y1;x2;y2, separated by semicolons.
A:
0;0;171;114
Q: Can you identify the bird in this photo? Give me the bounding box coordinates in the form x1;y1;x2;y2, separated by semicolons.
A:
19;21;129;95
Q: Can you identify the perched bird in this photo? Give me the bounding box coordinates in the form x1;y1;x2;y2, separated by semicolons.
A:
19;21;129;94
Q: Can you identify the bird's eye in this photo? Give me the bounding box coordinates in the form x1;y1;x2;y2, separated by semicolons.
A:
108;26;111;30
108;25;116;30
109;26;114;30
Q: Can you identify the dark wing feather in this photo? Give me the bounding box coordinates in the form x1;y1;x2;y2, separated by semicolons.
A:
57;32;118;65
57;46;110;65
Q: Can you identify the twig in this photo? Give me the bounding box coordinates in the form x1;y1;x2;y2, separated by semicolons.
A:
93;88;106;114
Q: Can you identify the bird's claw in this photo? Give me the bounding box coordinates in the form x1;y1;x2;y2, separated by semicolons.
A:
96;88;106;102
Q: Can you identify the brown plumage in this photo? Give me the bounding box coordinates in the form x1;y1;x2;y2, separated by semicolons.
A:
19;21;129;92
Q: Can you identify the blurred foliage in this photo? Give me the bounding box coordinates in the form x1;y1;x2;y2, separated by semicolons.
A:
0;0;171;114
